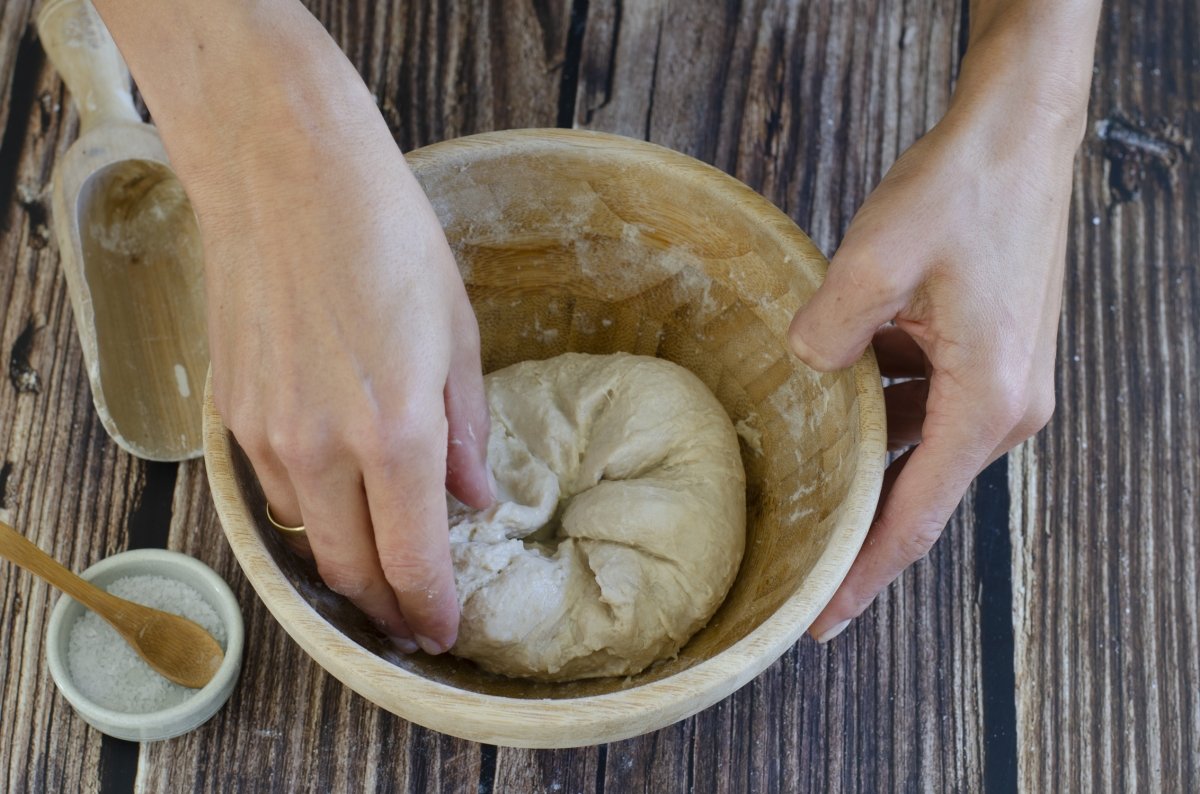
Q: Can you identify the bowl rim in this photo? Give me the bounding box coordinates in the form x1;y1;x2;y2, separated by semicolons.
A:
45;548;245;741
203;128;886;748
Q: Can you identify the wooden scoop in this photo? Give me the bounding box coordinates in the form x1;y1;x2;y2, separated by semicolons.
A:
38;0;207;461
0;519;223;689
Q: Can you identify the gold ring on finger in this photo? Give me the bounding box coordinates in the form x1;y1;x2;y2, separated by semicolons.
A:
266;503;307;535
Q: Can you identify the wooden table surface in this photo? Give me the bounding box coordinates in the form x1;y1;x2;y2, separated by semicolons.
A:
1;1;1196;791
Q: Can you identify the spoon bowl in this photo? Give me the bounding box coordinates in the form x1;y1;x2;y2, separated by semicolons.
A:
0;519;223;688
95;589;224;689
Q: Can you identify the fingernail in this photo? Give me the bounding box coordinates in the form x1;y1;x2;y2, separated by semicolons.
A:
814;619;852;644
486;468;499;500
389;635;419;654
414;634;445;655
787;327;809;360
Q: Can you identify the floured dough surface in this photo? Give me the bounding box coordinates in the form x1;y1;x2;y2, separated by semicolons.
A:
448;352;746;681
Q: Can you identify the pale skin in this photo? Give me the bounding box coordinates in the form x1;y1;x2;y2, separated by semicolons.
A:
92;0;1101;653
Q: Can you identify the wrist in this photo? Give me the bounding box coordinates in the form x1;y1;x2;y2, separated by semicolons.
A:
94;0;386;188
952;1;1101;149
948;38;1093;159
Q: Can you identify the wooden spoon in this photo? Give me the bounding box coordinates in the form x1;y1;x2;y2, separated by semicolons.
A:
0;520;223;689
38;0;208;462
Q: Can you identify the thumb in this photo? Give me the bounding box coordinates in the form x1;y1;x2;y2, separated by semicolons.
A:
788;237;912;371
443;327;495;510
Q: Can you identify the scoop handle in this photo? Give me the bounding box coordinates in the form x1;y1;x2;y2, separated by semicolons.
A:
37;0;141;134
0;519;122;618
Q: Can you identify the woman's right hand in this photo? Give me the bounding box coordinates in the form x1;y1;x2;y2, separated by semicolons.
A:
206;135;492;656
97;0;493;654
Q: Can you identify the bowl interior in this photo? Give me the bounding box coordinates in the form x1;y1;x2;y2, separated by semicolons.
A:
225;130;878;700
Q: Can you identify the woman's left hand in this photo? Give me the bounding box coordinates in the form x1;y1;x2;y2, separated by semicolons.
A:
788;18;1096;641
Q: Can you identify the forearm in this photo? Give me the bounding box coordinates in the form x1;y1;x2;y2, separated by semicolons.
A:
954;0;1103;148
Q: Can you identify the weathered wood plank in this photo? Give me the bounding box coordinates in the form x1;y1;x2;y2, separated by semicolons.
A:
6;0;1194;791
124;463;482;793
493;745;600;793
574;1;983;790
126;1;573;790
0;0;36;143
319;0;573;150
0;8;142;791
0;1;568;791
1010;0;1200;789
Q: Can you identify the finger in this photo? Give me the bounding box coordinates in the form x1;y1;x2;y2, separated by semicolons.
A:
788;235;914;372
291;463;417;651
809;398;994;642
240;437;301;524
873;325;929;379
235;435;311;557
884;379;929;451
444;329;494;510
811;450;912;642
872;447;913;521
365;422;460;655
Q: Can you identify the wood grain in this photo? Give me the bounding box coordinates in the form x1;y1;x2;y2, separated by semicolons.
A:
1;4;121;792
1;0;1195;790
0;0;36;143
136;0;569;788
0;0;564;790
306;0;574;151
127;462;483;793
1009;0;1200;790
575;1;985;790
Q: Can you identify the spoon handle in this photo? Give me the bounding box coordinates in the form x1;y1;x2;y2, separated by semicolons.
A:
0;520;123;617
36;0;142;135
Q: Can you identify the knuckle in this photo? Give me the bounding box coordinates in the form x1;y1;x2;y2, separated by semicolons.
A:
216;394;250;433
358;413;446;469
224;413;270;461
839;241;911;307
346;424;397;469
867;263;912;309
316;562;374;600
978;375;1030;438
979;371;1056;441
237;432;273;466
379;550;445;595
269;424;334;474
897;519;945;564
1018;388;1056;437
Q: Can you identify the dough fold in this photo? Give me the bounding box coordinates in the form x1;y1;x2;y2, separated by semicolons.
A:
448;352;746;681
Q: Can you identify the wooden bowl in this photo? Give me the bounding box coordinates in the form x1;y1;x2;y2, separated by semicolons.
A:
203;129;885;748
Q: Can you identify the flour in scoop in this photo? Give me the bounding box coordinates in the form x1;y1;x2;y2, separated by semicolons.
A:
67;575;226;713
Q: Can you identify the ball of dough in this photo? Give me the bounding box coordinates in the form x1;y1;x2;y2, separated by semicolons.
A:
448;352;746;681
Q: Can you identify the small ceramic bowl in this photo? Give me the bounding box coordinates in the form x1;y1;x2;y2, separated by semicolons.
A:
45;549;244;742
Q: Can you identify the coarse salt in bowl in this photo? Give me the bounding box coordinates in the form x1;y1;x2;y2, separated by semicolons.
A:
45;549;244;742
